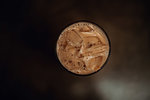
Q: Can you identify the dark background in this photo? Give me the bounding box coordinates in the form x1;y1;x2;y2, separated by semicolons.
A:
1;0;150;100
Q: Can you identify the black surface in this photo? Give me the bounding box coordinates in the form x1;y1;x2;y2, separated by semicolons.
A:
1;0;150;100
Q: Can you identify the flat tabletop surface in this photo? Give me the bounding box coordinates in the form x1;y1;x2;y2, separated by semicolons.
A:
1;0;150;100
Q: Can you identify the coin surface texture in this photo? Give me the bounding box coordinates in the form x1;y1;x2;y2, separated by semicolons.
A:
56;22;110;75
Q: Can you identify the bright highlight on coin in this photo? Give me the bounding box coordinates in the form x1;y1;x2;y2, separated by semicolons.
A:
56;22;110;75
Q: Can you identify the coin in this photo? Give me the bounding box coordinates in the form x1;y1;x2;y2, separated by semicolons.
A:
56;22;110;75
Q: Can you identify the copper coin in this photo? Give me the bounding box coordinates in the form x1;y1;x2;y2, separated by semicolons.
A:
56;22;110;75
